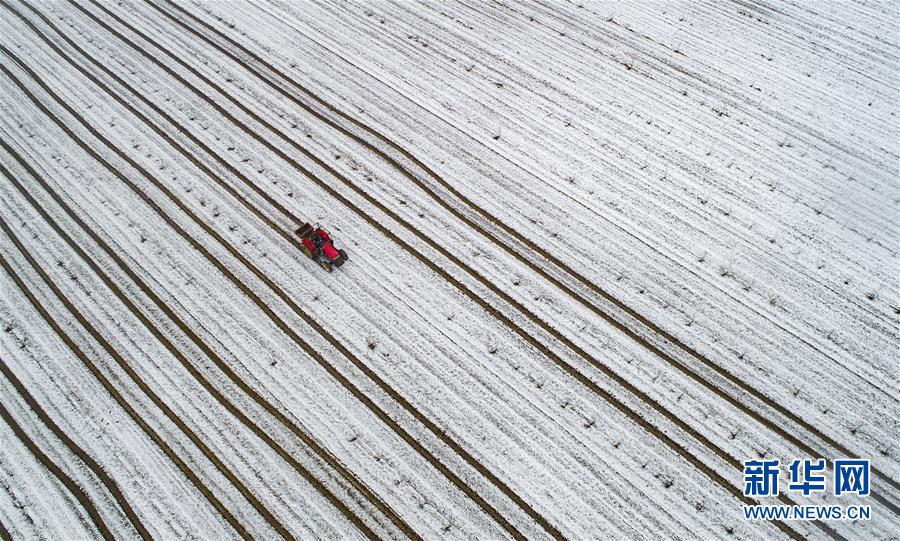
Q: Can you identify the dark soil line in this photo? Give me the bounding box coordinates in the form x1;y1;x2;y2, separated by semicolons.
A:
0;359;152;540
0;244;251;540
0;203;264;540
0;379;115;541
0;31;520;540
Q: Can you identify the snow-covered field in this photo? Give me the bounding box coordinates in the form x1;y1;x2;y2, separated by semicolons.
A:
1;0;897;539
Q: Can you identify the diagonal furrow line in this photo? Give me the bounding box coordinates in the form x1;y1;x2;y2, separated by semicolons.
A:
0;248;249;539
0;380;115;541
0;358;153;540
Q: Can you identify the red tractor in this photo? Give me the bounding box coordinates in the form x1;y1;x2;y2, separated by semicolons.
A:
295;222;349;272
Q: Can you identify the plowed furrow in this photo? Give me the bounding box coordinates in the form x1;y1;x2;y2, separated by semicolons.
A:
0;359;152;540
0;249;248;539
0;386;115;541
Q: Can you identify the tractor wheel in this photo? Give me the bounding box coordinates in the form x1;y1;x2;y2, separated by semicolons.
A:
301;244;313;258
319;261;333;273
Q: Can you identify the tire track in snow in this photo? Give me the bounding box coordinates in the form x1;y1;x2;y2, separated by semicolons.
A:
0;384;115;541
157;0;900;502
0;32;530;540
48;2;830;539
0;359;153;540
65;2;849;538
0;72;395;541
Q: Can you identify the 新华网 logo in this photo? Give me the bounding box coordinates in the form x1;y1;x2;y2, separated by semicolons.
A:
741;458;871;521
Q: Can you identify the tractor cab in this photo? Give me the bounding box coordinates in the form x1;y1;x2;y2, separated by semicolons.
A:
295;222;349;272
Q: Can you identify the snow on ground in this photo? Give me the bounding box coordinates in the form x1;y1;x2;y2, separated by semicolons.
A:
0;0;897;539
